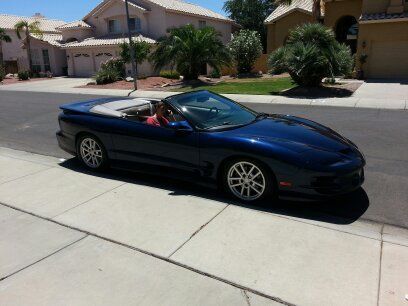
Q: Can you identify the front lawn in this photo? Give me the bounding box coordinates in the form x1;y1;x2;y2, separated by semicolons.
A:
172;77;296;95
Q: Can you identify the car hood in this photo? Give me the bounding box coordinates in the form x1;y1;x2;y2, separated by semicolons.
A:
231;115;356;154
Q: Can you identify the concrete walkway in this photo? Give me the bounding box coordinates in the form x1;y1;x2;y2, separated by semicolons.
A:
1;77;407;110
0;147;407;306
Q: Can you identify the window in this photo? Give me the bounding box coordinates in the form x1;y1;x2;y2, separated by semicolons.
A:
108;19;121;33
199;20;206;29
167;91;257;130
42;49;51;72
31;49;41;73
129;17;141;32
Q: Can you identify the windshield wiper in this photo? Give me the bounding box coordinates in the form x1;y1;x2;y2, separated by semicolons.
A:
204;121;235;130
255;112;268;120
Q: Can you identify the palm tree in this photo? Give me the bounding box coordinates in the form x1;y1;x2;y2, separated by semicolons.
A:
150;24;232;80
274;0;322;21
14;20;43;72
0;27;12;66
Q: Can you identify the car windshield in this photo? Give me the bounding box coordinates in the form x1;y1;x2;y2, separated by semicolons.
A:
166;91;257;130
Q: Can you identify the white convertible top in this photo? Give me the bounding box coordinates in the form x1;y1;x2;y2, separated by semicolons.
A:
90;98;158;117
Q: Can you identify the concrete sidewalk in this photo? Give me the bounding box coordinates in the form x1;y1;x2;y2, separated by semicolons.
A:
0;147;407;306
1;77;406;110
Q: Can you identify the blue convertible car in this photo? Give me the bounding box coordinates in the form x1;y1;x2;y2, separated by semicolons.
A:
57;90;365;202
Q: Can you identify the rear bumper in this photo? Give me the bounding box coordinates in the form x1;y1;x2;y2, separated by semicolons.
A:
56;130;76;156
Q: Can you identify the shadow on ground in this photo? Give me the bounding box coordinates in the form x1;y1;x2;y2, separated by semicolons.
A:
60;158;369;226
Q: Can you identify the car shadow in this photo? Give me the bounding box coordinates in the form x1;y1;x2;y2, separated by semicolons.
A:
59;158;369;226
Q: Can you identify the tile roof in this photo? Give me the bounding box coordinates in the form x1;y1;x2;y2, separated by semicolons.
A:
360;12;408;22
265;0;312;23
31;33;65;47
0;14;66;33
56;20;93;30
145;0;233;22
62;34;156;49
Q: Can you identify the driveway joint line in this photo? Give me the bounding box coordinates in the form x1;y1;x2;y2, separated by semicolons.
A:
376;224;385;306
0;234;88;282
0;167;53;187
51;182;127;219
167;204;231;258
0;201;294;306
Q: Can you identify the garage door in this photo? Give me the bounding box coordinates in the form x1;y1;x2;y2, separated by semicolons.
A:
95;52;114;71
369;41;408;78
73;53;94;77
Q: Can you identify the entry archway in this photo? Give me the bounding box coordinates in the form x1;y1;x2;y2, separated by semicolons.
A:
335;16;358;53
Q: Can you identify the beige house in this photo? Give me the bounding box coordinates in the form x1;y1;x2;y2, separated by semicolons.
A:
0;13;67;75
1;0;236;77
265;0;408;78
61;0;237;77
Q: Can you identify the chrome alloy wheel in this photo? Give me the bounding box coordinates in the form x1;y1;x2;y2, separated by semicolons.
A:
80;138;103;168
227;161;266;201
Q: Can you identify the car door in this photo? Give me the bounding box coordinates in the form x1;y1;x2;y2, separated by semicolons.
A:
109;118;200;174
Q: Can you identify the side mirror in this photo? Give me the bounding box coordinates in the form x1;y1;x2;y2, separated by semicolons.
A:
168;120;193;132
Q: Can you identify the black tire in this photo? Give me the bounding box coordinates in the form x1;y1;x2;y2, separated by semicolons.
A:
222;158;276;202
76;134;109;170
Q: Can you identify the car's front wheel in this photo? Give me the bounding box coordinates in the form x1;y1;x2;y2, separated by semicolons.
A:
223;159;274;202
77;135;108;170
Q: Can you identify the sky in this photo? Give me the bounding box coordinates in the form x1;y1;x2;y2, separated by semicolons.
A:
0;0;227;22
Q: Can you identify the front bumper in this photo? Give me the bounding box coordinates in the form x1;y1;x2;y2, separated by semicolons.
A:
278;167;365;200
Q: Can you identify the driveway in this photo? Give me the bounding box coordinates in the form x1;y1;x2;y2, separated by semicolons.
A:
354;79;408;100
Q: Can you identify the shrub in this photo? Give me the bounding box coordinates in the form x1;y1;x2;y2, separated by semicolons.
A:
268;23;353;87
0;65;5;82
159;70;180;79
229;30;263;74
209;68;221;78
150;25;231;80
18;71;30;81
94;58;124;85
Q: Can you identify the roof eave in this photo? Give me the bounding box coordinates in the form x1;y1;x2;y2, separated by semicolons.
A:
264;8;313;25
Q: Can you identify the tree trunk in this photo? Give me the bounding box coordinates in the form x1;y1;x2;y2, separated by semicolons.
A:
0;41;3;67
312;0;322;22
26;29;33;73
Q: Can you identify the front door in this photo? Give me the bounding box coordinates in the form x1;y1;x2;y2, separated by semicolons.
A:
110;119;200;174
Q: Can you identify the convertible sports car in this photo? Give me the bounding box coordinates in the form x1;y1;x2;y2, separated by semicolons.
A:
57;90;365;202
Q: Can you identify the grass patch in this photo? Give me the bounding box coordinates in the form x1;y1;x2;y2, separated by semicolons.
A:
172;77;296;95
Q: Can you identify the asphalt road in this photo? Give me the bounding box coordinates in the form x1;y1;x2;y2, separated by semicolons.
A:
0;90;407;228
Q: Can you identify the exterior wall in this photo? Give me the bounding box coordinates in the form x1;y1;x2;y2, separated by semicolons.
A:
357;21;408;78
324;0;362;28
30;39;67;76
60;28;94;42
85;1;151;37
165;12;232;44
266;11;313;53
1;30;27;69
362;0;391;14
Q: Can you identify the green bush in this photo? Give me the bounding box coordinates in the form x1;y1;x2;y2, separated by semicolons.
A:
159;70;180;80
94;58;124;85
18;71;30;81
209;68;221;78
268;23;353;87
229;30;263;74
0;65;5;82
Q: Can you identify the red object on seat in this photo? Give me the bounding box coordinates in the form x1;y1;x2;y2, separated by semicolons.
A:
146;115;169;127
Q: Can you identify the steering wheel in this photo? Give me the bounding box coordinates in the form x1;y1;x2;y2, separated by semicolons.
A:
207;107;219;120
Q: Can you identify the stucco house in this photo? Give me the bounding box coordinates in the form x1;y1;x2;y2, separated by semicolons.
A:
265;0;408;78
0;13;67;75
0;0;237;77
61;0;237;77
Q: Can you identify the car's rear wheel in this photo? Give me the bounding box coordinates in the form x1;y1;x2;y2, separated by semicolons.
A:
77;135;108;170
223;159;274;202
